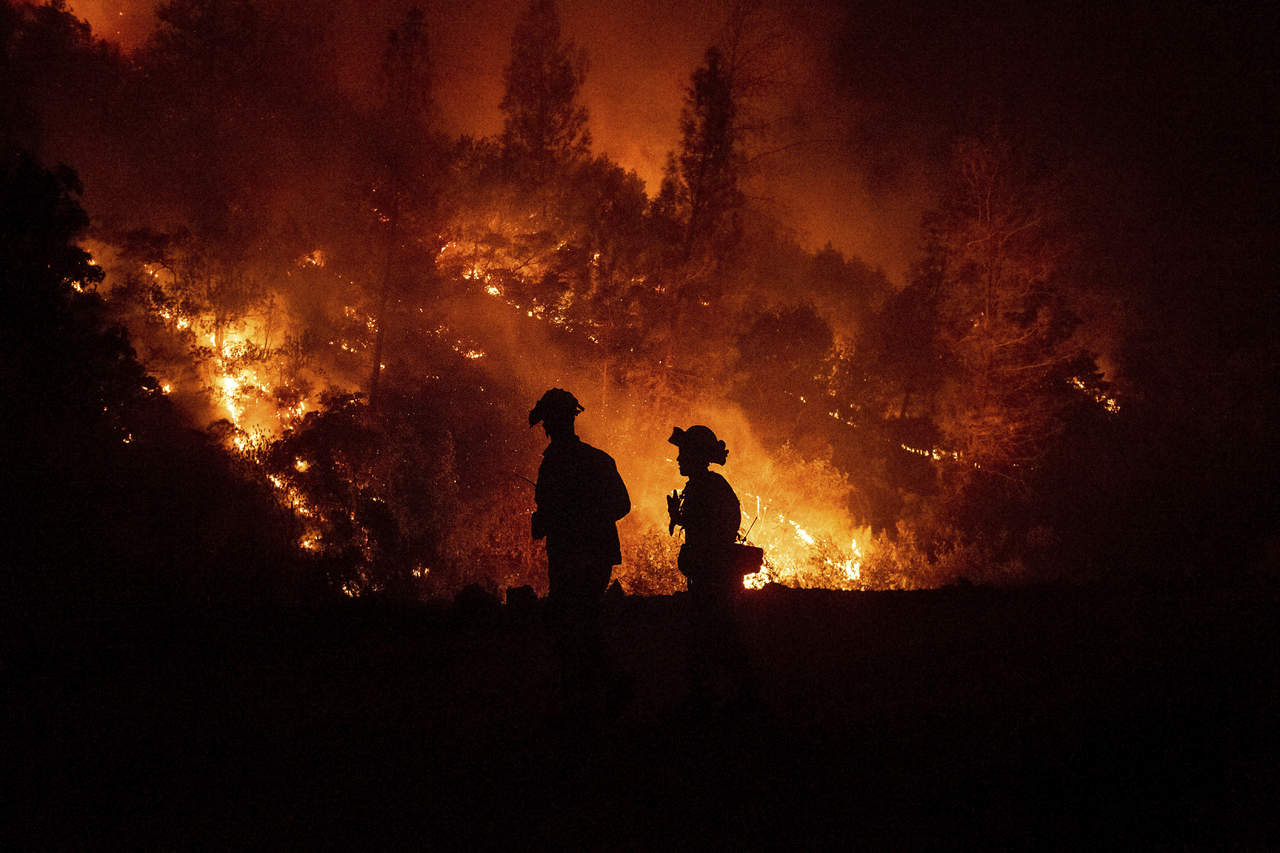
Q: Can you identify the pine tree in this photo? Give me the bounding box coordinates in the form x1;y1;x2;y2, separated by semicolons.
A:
369;6;434;408
499;0;590;182
661;46;744;263
925;132;1099;477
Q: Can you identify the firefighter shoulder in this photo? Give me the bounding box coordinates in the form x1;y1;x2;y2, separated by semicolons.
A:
533;439;630;562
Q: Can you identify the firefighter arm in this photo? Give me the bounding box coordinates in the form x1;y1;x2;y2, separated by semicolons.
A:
607;459;631;521
613;477;631;521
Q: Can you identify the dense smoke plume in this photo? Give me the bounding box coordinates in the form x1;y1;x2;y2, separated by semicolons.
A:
64;0;1279;294
67;0;930;281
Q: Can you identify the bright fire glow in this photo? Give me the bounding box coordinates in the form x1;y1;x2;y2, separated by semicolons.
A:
1071;376;1120;413
109;219;879;592
735;492;865;590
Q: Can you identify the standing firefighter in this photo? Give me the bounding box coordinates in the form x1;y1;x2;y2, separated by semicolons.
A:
529;388;631;717
667;425;757;711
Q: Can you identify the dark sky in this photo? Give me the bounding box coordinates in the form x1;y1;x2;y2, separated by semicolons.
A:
67;0;1278;289
834;0;1278;288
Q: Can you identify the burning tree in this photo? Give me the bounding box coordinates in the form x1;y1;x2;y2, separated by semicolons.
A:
925;133;1102;477
1;148;300;610
828;131;1120;581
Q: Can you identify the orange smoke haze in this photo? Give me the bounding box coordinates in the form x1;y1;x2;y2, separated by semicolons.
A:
64;0;156;46
67;0;926;283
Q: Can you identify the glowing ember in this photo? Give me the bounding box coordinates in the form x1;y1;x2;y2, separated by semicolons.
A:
1071;376;1120;413
789;520;816;546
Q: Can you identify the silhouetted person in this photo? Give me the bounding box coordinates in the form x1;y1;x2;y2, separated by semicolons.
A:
529;388;631;719
667;425;756;711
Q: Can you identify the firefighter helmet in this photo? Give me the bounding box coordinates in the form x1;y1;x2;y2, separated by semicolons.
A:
668;425;728;465
529;388;584;426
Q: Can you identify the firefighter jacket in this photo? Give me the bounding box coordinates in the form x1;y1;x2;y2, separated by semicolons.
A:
534;436;631;566
678;470;741;549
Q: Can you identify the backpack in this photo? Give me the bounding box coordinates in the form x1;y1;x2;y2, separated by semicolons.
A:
678;542;764;584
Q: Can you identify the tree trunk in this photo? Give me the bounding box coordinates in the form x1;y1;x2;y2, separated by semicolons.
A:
369;188;400;411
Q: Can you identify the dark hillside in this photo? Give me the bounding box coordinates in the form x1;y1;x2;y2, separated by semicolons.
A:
9;584;1277;849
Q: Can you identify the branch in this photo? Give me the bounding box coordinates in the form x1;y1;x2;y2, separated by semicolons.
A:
745;138;845;166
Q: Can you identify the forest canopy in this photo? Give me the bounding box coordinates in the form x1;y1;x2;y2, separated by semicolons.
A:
3;0;1275;606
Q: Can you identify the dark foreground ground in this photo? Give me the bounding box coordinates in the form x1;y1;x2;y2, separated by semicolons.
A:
6;582;1279;850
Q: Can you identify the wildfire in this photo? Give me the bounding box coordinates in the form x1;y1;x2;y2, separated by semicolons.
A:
218;373;247;421
900;443;961;463
735;491;865;590
1071;376;1120;413
105;221;877;593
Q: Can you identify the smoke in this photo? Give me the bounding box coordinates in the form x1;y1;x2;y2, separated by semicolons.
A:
435;287;867;589
67;0;931;284
43;0;1280;593
65;0;158;47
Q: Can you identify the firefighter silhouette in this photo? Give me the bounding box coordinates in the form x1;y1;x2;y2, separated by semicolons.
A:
668;424;757;711
529;388;631;718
